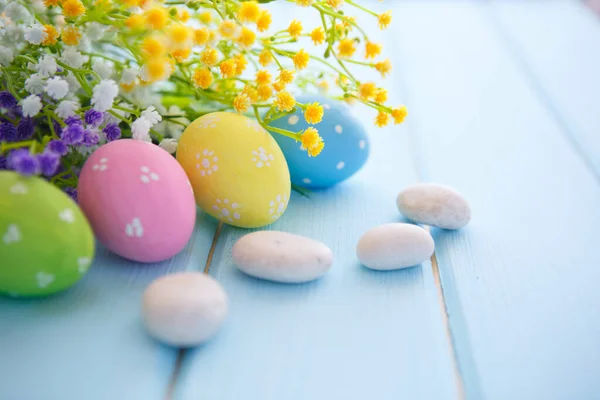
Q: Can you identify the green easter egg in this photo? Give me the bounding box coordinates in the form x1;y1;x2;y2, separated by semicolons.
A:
0;171;95;297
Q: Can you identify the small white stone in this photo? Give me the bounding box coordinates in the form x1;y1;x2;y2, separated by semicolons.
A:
232;231;334;283
397;183;471;230
142;272;229;347
356;223;434;270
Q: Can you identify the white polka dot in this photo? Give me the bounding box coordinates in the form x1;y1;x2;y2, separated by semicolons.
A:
288;115;299;125
336;161;345;170
359;140;366;149
302;178;311;184
335;125;343;134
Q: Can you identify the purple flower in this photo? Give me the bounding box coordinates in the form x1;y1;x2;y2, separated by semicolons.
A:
37;151;60;177
16;117;35;140
84;109;104;127
65;115;82;126
0;155;6;170
0;122;17;142
0;91;17;109
7;149;40;176
47;139;69;156
103;123;121;141
61;122;85;145
83;129;99;147
64;187;78;203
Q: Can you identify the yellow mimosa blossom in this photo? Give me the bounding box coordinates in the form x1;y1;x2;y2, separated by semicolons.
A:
365;42;382;59
141;57;173;82
304;102;323;124
310;27;325;45
219;20;237;38
201;47;219;67
237;27;256;48
242;85;258;102
374;110;390;127
219;59;237;78
391;106;408;124
142;36;166;59
172;48;191;63
42;25;59;45
378;11;392;30
193;68;213;89
125;14;145;31
257;84;273;101
256;10;272;32
167;24;192;48
238;1;261;23
233;93;251;113
375;88;388;104
374;59;392;77
275;91;295;111
317;80;329;92
273;81;285;92
145;7;169;30
255;70;271;85
259;49;273;66
326;0;343;8
296;0;313;6
199;11;213;24
278;69;294;85
287;20;302;39
301;127;324;157
62;0;85;18
293;49;309;70
120;0;141;6
61;25;81;46
234;54;248;75
177;8;190;22
194;28;209;45
359;82;377;101
338;38;356;58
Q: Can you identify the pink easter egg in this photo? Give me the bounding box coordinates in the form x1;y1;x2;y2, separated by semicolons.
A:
77;139;196;263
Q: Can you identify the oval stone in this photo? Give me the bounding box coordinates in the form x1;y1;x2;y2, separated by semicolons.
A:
232;231;334;283
356;223;434;270
397;183;471;230
142;272;229;347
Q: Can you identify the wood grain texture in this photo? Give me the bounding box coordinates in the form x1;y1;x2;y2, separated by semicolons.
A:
0;211;218;400
391;2;600;399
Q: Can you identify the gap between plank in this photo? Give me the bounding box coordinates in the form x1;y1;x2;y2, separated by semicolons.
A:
164;221;225;400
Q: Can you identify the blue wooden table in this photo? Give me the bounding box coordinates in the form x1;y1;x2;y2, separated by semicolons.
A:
2;1;599;399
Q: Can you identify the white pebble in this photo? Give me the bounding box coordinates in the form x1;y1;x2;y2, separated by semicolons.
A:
232;231;333;283
397;183;471;230
142;272;228;347
356;223;434;270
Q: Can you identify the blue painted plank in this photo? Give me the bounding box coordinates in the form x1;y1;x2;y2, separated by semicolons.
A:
391;2;600;399
0;211;218;400
490;0;600;179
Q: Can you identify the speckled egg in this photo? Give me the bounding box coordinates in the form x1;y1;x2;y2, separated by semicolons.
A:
268;94;370;189
0;171;95;297
176;112;291;228
77;139;196;263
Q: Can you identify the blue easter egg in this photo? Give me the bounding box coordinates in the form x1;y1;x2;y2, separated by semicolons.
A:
268;94;370;189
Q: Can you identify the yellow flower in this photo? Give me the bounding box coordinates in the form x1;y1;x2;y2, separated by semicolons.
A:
359;82;377;101
238;1;260;23
142;36;166;60
296;0;313;6
256;10;272;32
304;102;323;124
219;59;237;78
257;84;273;101
44;0;61;6
120;0;141;6
259;49;273;66
293;49;309;70
310;27;325;45
365;41;382;59
219;20;237;38
374;111;390;127
167;24;192;48
301;127;324;157
233;93;251;113
201;47;219;67
317;80;329;92
255;70;271;85
62;0;85;18
172;48;191;63
242;85;258;102
337;38;356;58
326;0;343;8
237;27;256;48
374;59;392;77
145;7;169;30
378;11;392;30
275;91;295;112
141;57;173;82
273;81;285;92
199;11;213;24
287;20;302;39
125;14;145;31
375;88;388;104
194;28;209;45
42;25;59;45
234;54;248;75
391;106;408;124
177;8;190;23
278;69;294;85
193;67;213;89
61;25;81;46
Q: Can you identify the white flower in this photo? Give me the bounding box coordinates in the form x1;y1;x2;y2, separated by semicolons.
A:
64;71;81;93
21;95;42;117
91;79;118;112
45;77;69;100
5;3;31;23
131;117;152;142
25;73;46;95
141;106;162;126
24;24;46;45
60;47;86;69
85;22;106;40
92;59;113;80
0;45;13;66
159;138;178;154
5;23;23;42
56;100;80;119
31;0;46;13
154;105;190;139
37;55;57;77
120;67;138;85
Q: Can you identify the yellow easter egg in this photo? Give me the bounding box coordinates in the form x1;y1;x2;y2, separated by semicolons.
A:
177;112;291;228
